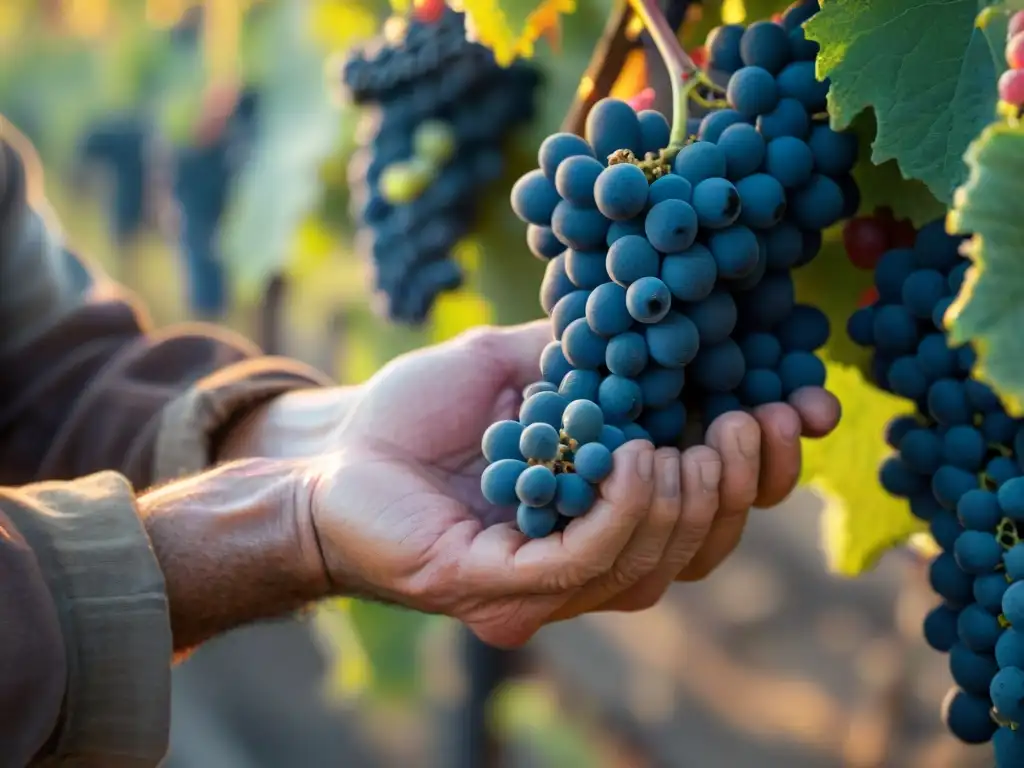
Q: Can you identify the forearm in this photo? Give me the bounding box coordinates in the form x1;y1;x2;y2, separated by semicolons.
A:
139;458;330;652
215;385;363;461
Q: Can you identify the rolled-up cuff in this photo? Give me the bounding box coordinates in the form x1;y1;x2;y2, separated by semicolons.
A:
5;472;171;767
154;356;332;481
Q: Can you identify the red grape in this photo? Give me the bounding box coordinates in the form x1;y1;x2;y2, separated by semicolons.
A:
843;216;889;269
1008;32;1024;70
874;208;916;248
999;68;1024;107
413;0;446;24
1011;10;1024;40
858;286;879;308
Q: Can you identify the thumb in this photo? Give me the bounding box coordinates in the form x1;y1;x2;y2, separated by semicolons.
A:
463;319;553;392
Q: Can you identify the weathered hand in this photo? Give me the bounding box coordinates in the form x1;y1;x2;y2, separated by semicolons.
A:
307;321;840;647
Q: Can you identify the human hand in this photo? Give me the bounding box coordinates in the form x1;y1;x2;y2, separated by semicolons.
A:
307;321;840;647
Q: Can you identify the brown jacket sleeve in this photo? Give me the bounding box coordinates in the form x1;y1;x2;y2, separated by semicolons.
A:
0;125;331;491
0;474;171;768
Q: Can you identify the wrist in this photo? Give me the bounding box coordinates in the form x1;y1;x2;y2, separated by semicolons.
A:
138;458;331;651
216;385;362;461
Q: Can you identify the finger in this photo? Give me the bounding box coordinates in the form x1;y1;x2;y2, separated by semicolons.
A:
461;320;553;392
460;440;656;595
674;411;761;581
598;445;721;611
551;446;685;619
751;403;803;508
789;387;841;438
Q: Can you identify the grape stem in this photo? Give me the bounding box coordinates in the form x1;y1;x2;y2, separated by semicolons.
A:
625;0;702;149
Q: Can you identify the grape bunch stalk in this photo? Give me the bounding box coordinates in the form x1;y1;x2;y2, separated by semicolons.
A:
844;209;1024;763
340;8;541;324
480;0;856;538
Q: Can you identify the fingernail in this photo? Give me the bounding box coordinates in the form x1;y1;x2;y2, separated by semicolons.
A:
737;425;760;459
699;460;720;491
781;412;801;443
657;455;680;498
637;448;655;482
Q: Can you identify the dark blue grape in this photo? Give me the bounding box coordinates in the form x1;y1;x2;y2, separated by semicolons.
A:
646;312;701;368
924;604;961;652
538;132;594;180
942;689;997;744
724;66;778;118
517;503;559;538
933;465;979;510
606;218;646;246
524;381;558;399
562;398;604;444
565;248;610;290
637;366;686;408
691;177;741;229
739;332;782;368
554;474;595;518
685;290;738;345
958;602;1003;653
551;290;589;337
482;420;525;462
511;169;561;225
540;340;573;384
574;442;614;483
763;136;814;188
520;422;561;461
516;464;558;507
776;61;829;112
585;98;643;162
647;174;693;206
991;667;1024;724
559;369;601;402
949;643;999;697
585;282;632;337
520;389;570;428
998;477;1024;519
975;572;1010;614
756;98;810;140
789;174;844;230
953;530;1004;574
735;173;786;228
607;234;660;285
738;368;783;405
598;375;643;423
599;424;627;453
639;401;687;447
672;141;727;185
708;224;760;278
706;24;745;73
605;332;649;377
690;339;746;392
807;123;858;175
626;277;672;324
660;244;718;302
958;489;1002;531
551;200;610;250
775;305;829;351
554;154;603;207
699;109;746;142
481;459;528;506
562;317;608;369
595;162;650;221
527;225;565;260
739;21;791;74
540;255;575;315
645;199;698;252
717;123;766;179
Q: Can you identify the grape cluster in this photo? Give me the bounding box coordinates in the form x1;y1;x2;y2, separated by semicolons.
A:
845;214;1024;762
999;11;1024;109
341;9;540;324
480;0;856;536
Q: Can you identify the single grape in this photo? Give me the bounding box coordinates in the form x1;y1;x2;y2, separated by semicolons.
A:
563;399;605;444
763;136;814;188
942;689;997;745
958;602;1003;653
520;422;561;462
708;225;760;278
923;604;961;652
482;420;526;462
776;61;829;112
763;221;805;269
647;174;693;206
756;98;810;140
735;173;787;228
691;177;742;229
626;276;673;324
551;290;589;338
585;98;643;162
995;726;1024;767
554;473;596;518
527;225;565;261
949;643;999;698
598;375;644;423
594;162;650;221
517;503;559;538
789;174;844;231
639;401;687;447
520;390;569;428
586;282;632;337
638;110;671;155
685;290;738;345
637;366;686;408
481;459;528;506
717;123;766;179
605;332;649;377
540;255;575;315
953;530;1004;574
645;312;701;368
727;65;781;118
574;442;614;483
690;339;746;392
555;155;604;207
999;68;1024;107
645;199;698;252
413;119;456;166
562;317;609;369
997;628;1024;669
523;381;558;399
774;305;829;352
975;572;1010;614
672;141;727;185
559;370;601;402
706;24;745;73
739;21;791;74
607;234;660;285
538;132;594;180
551;200;611;250
600;424;628;452
991;667;1024;724
516;464;558;507
660;245;718;302
565;249;610;290
539;340;573;385
511;168;561;225
998;476;1024;518
738;368;783;405
807;124;858;176
699;109;746;142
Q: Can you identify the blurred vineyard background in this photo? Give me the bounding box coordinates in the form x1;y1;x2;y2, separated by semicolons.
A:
0;0;999;766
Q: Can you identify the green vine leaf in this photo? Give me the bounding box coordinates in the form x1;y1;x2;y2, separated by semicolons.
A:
947;121;1024;415
805;0;1005;204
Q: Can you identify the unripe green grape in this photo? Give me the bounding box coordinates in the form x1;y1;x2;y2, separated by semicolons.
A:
379;158;436;204
414;120;457;167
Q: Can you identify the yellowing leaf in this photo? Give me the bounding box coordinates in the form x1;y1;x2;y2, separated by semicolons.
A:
805;362;927;576
947;121;1024;415
610;49;647;101
309;0;380;49
460;0;576;66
